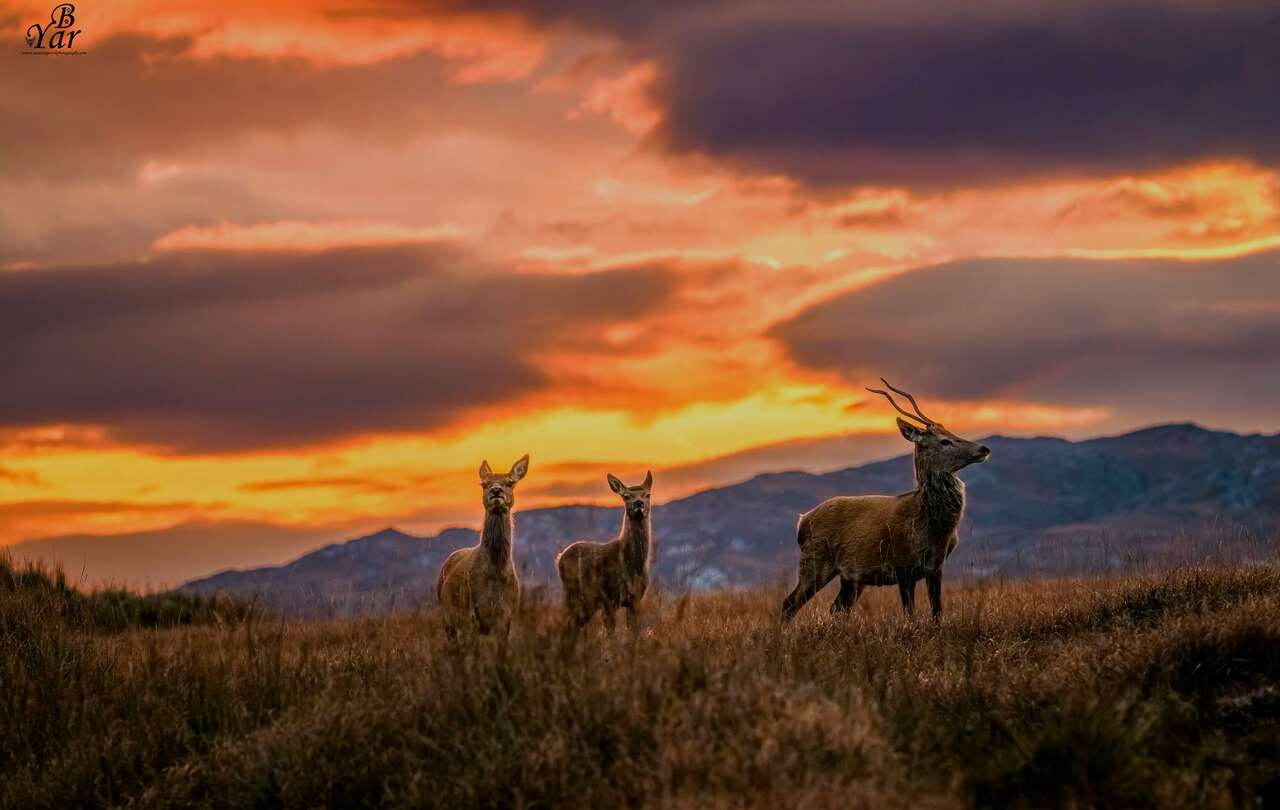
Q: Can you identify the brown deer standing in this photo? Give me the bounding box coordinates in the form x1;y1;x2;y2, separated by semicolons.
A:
781;380;990;623
556;471;653;643
437;454;529;641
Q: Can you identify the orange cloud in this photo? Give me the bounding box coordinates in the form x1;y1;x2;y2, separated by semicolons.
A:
152;220;467;252
573;61;662;134
6;0;549;72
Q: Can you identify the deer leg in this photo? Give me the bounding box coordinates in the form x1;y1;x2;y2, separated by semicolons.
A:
829;578;863;615
926;571;943;622
602;607;617;636
625;603;640;635
896;570;917;616
782;555;836;622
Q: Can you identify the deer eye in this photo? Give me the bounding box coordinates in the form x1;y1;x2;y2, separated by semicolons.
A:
940;439;953;447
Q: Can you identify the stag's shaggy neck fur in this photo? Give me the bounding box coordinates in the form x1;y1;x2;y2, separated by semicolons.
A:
914;461;966;541
481;508;514;566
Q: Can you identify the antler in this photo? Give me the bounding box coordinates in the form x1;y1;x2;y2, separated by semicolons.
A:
865;377;935;426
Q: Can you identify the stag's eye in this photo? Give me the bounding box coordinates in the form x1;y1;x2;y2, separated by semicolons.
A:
940;439;953;447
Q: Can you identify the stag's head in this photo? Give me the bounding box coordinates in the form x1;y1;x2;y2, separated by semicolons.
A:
867;379;990;474
478;454;529;513
608;470;653;521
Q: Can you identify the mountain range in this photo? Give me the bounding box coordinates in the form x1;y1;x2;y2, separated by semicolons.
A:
184;423;1280;615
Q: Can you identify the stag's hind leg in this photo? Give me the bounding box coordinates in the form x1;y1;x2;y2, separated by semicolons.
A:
829;578;864;615
782;553;836;622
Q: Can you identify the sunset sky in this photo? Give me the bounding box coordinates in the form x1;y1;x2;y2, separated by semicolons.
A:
3;0;1280;585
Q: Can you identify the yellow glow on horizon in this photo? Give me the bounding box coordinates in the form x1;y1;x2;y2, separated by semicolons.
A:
1;382;1118;545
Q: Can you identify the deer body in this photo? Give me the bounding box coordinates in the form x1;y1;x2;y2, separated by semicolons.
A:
782;381;988;622
557;472;653;640
437;455;529;640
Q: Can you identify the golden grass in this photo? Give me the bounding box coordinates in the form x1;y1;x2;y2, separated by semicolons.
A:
3;562;1279;808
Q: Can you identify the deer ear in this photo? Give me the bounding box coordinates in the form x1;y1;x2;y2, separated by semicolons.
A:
642;470;653;490
479;460;493;478
897;418;924;443
509;454;530;482
607;473;624;494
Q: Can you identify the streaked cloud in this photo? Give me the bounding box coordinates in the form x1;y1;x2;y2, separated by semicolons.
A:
0;30;558;183
152;220;467;252
642;1;1280;188
772;248;1280;430
0;245;676;452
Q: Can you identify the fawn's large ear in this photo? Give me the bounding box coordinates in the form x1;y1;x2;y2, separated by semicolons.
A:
642;470;653;491
509;454;530;482
479;460;493;479
897;418;924;443
607;473;624;494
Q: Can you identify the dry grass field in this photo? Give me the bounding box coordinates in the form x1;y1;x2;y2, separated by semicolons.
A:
4;556;1279;808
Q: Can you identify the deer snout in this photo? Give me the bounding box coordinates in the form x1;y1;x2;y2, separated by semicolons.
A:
488;486;506;500
975;445;991;461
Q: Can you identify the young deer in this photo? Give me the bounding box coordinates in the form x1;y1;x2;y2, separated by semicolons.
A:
437;454;529;640
556;471;653;642
781;380;990;623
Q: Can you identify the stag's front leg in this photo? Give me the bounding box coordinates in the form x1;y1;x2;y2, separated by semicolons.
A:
895;570;917;616
926;571;943;622
602;606;617;636
625;603;640;635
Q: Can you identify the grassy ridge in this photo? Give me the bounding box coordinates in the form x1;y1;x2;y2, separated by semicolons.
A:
1;556;259;633
2;563;1278;807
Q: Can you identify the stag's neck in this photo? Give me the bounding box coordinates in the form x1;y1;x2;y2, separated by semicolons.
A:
480;508;513;567
618;513;652;573
913;462;966;540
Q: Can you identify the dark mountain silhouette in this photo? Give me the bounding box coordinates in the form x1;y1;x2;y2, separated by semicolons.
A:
184;424;1280;614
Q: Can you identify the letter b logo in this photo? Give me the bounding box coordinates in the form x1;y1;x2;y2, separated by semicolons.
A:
52;3;75;29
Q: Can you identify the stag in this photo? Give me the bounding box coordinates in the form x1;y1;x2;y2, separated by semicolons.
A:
781;380;990;622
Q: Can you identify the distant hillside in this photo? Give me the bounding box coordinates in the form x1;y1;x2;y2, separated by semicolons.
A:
184;424;1280;614
7;521;332;591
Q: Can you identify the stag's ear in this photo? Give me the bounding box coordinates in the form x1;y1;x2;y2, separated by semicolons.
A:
509;454;530;482
642;470;653;491
607;473;624;494
479;460;493;479
897;418;924;443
